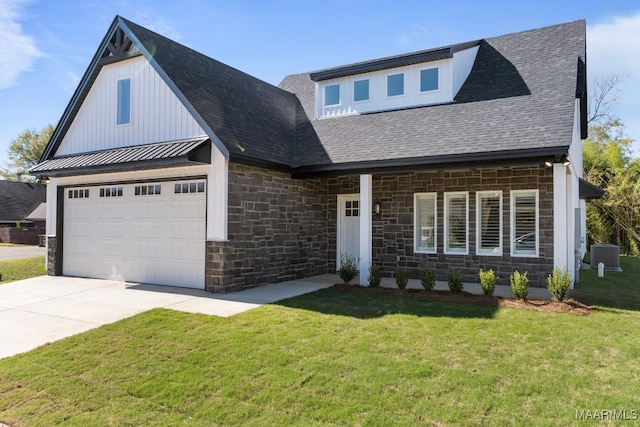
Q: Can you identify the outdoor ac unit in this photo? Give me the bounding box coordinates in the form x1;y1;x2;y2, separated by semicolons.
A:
591;244;620;270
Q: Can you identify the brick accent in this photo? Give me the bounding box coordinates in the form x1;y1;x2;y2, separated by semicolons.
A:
204;163;329;292
328;166;554;287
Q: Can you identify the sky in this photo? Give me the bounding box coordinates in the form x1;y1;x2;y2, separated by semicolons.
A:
1;0;639;173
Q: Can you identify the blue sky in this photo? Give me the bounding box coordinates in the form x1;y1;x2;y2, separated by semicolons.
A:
1;0;639;171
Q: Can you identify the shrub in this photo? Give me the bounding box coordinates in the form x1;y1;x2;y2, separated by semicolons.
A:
420;268;436;292
338;253;359;284
368;263;381;288
547;267;572;301
478;269;497;296
510;270;529;300
394;267;409;289
447;270;464;294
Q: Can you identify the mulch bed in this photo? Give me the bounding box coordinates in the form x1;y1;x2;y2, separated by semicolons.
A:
327;283;593;316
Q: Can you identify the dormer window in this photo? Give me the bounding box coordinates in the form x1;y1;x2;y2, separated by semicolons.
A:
420;68;439;92
117;77;131;125
387;73;404;97
324;84;340;106
354;79;369;102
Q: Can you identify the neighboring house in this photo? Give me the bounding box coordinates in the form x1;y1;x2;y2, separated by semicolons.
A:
0;180;46;245
31;16;595;292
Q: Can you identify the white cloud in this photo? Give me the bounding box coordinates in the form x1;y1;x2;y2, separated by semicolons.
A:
139;15;182;41
0;0;41;89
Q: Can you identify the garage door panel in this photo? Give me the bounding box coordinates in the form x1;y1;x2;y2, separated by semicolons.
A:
63;179;206;289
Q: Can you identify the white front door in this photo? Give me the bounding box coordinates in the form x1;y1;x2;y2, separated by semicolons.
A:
337;194;360;269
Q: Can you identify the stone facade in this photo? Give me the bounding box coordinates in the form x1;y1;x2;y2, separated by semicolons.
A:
46;236;60;275
204;163;329;293
327;166;554;287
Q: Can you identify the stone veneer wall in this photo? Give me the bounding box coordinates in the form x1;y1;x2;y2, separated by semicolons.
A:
46;236;60;275
205;163;329;293
328;166;554;287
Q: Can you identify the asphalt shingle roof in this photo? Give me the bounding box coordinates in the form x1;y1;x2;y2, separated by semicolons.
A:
0;181;46;222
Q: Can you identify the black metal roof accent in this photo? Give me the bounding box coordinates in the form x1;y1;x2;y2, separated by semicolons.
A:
309;41;481;81
30;137;210;177
579;178;605;200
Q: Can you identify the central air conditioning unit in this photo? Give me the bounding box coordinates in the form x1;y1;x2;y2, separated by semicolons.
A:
590;244;621;270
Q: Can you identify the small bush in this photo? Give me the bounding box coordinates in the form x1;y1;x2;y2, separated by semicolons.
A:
547;267;572;301
338;253;359;284
394;267;409;289
447;270;464;294
420;268;436;292
368;263;381;288
478;269;497;296
510;270;529;300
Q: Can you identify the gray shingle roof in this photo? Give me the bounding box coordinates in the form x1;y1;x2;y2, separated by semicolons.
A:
280;20;586;172
0;181;47;222
34;18;585;177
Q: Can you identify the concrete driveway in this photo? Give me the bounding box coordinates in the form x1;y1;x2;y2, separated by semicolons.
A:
0;245;46;260
0;274;336;359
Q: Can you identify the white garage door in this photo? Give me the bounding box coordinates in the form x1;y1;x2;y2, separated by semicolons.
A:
63;179;206;288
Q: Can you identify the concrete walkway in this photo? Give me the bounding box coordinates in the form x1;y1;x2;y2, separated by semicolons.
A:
0;273;551;360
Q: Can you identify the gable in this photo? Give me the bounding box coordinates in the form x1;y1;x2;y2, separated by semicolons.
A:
55;56;206;157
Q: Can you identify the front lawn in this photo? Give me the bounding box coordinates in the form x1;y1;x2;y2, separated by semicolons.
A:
0;256;46;284
0;258;639;426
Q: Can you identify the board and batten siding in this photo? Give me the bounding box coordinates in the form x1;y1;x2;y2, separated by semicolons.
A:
56;56;206;156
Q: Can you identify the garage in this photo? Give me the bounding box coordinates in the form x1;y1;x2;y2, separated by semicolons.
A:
63;178;206;289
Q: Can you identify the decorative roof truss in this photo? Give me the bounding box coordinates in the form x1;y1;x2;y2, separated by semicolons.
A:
99;27;139;65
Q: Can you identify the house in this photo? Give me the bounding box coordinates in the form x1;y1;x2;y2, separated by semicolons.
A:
0;180;46;245
31;16;592;292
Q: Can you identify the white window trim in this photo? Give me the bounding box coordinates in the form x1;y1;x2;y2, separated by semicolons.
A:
116;76;132;127
323;83;341;107
476;190;503;256
414;192;437;254
386;72;405;98
419;66;440;94
444;191;469;255
510;189;539;258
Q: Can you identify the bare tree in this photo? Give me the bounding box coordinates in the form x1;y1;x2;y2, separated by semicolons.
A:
588;73;626;124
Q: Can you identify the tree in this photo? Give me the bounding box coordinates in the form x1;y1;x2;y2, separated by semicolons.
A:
1;125;53;181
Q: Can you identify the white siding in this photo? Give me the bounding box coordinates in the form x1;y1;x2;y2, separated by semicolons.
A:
316;45;479;119
56;56;206;156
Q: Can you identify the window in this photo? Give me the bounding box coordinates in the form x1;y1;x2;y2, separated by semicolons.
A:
354;79;369;102
345;200;359;217
477;191;502;255
117;78;131;125
324;84;340;106
387;73;404;97
99;187;123;197
134;184;161;196
511;190;539;257
420;68;439;92
414;193;437;253
444;192;468;254
174;181;205;194
68;189;90;199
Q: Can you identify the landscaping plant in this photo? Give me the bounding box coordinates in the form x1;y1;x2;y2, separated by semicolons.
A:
510;270;529;300
420;268;436;291
447;270;463;294
394;267;409;289
477;269;497;296
547;266;572;301
338;253;359;284
368;263;381;288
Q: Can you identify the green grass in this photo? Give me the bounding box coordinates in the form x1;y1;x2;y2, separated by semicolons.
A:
0;256;46;284
1;259;639;426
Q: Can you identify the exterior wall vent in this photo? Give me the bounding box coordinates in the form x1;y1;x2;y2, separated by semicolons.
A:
590;244;621;270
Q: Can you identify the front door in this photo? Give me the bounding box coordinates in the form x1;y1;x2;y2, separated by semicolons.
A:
337;194;360;269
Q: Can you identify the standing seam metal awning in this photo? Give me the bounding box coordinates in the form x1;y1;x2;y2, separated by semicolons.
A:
30;137;211;177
